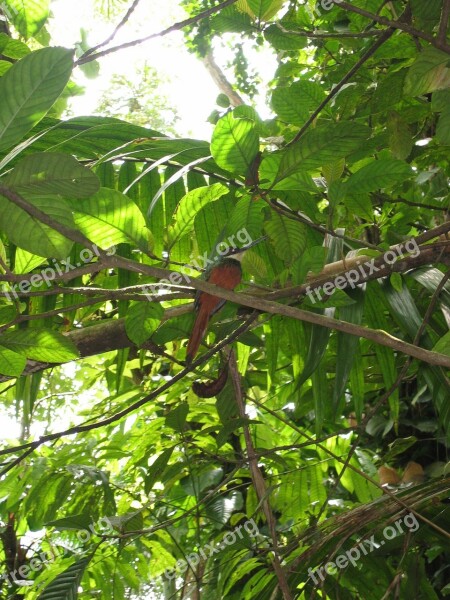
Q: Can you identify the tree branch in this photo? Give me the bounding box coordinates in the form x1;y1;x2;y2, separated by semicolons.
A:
287;26;396;146
75;0;239;66
82;0;143;58
338;0;450;53
202;50;245;107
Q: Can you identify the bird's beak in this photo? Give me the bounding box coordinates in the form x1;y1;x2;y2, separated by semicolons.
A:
227;235;267;257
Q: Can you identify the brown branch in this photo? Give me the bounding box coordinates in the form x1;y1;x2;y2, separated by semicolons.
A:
252;400;450;542
0;185;102;253
276;23;385;39
202;50;245;107
0;312;258;464
338;0;450;53
82;0;143;58
75;0;239;66
229;351;293;600
438;0;450;45
2;186;449;370
269;241;450;302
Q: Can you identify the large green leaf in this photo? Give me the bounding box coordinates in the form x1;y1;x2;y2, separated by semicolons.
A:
259;153;318;191
0;192;75;259
404;47;450;96
168;183;229;246
332;289;365;414
0;47;74;152
0;32;31;59
346;159;413;193
242;0;284;20
271;81;326;126
0;328;79;362
7;0;50;39
125;301;164;346
274;123;370;183
68;188;148;250
0;346;27;377
5;153;100;197
264;212;307;264
38;555;93;600
211;112;259;178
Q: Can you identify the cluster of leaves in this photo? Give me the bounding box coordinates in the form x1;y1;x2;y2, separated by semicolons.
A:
0;1;449;599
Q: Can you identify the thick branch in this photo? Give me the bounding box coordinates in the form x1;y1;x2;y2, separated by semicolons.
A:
202;50;244;107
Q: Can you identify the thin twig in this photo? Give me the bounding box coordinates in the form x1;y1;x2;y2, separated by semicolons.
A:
82;0;142;58
276;23;385;39
0;314;258;463
75;0;239;66
287;26;396;146
338;1;450;53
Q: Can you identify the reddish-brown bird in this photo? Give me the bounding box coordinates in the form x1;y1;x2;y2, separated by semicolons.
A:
186;254;244;364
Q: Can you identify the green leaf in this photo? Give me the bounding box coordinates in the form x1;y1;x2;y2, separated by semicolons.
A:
264;213;307;264
271;81;326;126
46;514;94;531
404;47;450;96
346;159;413;193
297;315;332;390
168;183;229;246
264;23;307;50
211;113;259;177
433;331;450;357
145;447;175;493
68;188;148;251
332;289;365;414
37;554;93;600
5;153;100;198
0;47;74;152
387;112;413;159
436;105;450;145
0;60;12;76
212;5;253;34
0;32;31;59
344;193;373;221
275;123;370;183
0;346;27;377
125;301;164;346
165;402;189;432
13;248;46;274
0;192;75;259
226;195;264;241
246;0;284;20
6;0;50;39
259;153;318;191
0;329;79;362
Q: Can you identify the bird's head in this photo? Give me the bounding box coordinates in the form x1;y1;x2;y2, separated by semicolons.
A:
223;235;267;262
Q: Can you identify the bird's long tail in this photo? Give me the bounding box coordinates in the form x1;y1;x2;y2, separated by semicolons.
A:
186;306;212;365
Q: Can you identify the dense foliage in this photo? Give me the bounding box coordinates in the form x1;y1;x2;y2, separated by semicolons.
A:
0;1;449;599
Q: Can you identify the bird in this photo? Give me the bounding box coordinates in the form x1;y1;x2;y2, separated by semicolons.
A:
185;237;266;365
